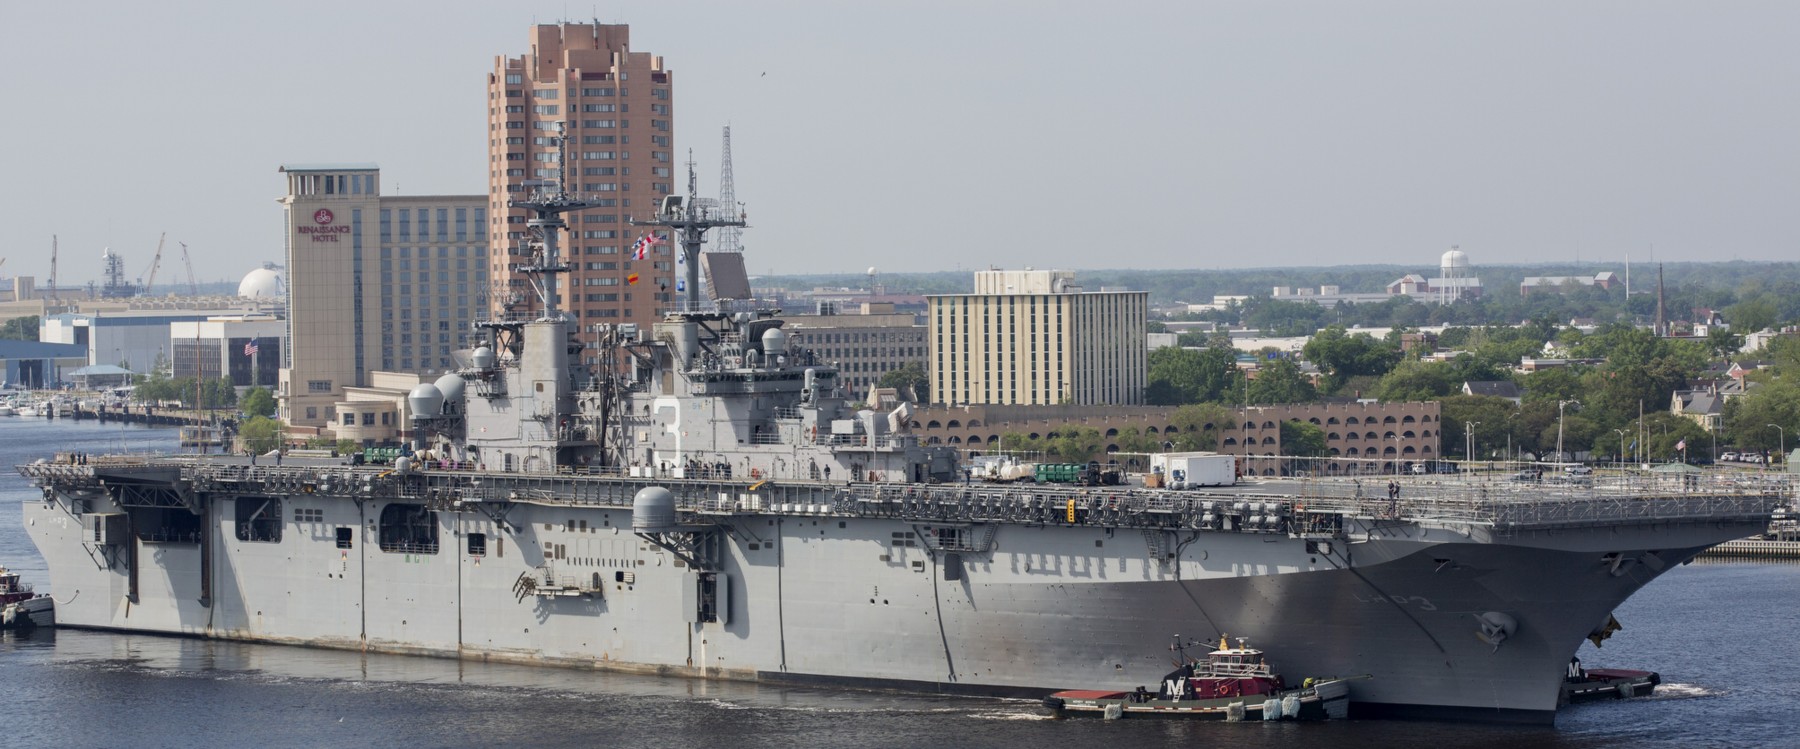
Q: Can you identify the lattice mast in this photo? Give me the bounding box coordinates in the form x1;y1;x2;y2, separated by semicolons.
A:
717;126;743;253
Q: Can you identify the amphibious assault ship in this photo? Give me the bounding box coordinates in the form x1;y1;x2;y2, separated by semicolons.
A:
17;157;1785;724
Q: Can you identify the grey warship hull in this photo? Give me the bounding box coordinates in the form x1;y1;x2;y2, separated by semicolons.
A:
19;462;1775;724
19;167;1781;724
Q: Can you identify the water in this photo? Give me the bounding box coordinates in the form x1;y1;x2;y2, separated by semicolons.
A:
3;419;1795;748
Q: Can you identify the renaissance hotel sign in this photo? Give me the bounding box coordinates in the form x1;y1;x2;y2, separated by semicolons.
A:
298;208;350;242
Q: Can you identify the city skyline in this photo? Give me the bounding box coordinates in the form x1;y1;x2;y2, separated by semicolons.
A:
4;1;1798;287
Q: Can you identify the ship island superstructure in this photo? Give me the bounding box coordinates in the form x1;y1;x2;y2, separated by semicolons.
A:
16;163;1787;724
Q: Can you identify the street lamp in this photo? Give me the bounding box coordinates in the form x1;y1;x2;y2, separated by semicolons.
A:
1769;424;1786;466
1464;421;1481;465
1557;400;1580;466
1613;428;1627;471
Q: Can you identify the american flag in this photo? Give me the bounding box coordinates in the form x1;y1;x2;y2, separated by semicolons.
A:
244;339;260;356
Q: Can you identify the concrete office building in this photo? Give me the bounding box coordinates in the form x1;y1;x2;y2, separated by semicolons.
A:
41;310;244;374
487;23;677;335
276;164;486;427
780;303;926;400
170;316;286;390
927;270;1148;407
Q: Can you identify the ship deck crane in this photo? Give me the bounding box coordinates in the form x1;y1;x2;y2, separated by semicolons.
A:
179;242;198;296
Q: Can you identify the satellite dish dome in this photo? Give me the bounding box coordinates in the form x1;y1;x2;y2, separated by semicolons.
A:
238;267;286;299
632;486;677;531
1440;248;1469;272
407;383;443;420
471;346;496;369
433;373;465;404
761;327;788;356
394;456;413;473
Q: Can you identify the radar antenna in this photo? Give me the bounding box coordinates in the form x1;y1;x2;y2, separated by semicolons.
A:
630;150;747;312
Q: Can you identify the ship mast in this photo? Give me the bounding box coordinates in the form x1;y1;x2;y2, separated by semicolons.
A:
508;121;591;320
629;151;747;313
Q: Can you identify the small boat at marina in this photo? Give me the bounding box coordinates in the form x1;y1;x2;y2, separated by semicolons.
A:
0;566;54;631
1043;636;1353;720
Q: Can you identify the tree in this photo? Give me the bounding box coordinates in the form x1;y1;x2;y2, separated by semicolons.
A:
1723;375;1800;456
241;387;277;419
0;315;38;341
1706;327;1743;358
1726;295;1779;334
1370;359;1456;402
1438;395;1521;460
239;416;283;454
1280;420;1329;457
1245;358;1317;404
1302;325;1403;394
1146;347;1240;405
877;362;929;402
1168;403;1235;451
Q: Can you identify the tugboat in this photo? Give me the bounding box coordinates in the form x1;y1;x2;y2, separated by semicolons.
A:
1043;636;1354;721
0;566;54;631
1560;657;1661;705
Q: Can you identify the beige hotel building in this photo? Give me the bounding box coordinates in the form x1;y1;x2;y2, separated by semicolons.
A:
277;164;486;428
487;23;677;354
927;270;1148;407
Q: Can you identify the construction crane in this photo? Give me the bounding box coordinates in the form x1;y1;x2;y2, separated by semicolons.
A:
179;242;199;296
141;232;166;296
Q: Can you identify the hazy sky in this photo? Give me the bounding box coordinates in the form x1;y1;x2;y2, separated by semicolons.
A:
3;1;1796;288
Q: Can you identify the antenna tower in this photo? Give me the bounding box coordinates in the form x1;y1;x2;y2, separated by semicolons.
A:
717;126;743;253
49;236;58;303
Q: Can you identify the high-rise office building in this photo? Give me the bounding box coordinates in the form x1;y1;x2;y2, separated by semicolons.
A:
487;23;677;353
927;270;1148;407
276;164;486;428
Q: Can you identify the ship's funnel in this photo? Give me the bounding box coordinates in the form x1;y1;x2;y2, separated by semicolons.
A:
632;486;678;531
408;384;444;421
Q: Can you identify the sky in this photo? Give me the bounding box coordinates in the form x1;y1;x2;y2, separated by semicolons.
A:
2;0;1797;289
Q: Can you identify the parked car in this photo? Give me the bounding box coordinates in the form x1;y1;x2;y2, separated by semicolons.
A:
1564;465;1594;476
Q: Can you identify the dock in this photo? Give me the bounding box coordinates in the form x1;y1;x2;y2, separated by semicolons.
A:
1699;537;1800;561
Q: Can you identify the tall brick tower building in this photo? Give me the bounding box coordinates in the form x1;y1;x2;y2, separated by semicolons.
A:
487;23;676;358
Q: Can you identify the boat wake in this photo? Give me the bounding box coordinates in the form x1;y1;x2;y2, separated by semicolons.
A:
1641;683;1716;701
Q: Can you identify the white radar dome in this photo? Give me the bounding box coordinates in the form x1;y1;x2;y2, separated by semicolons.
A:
407;383;444;420
239;267;286;299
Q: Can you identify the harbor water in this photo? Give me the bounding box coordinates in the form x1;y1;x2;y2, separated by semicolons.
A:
3;419;1795;748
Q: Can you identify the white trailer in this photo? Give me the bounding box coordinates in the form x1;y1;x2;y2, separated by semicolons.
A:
1149;451;1237;488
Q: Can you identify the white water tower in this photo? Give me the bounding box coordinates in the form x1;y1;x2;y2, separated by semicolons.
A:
1439;246;1469;304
